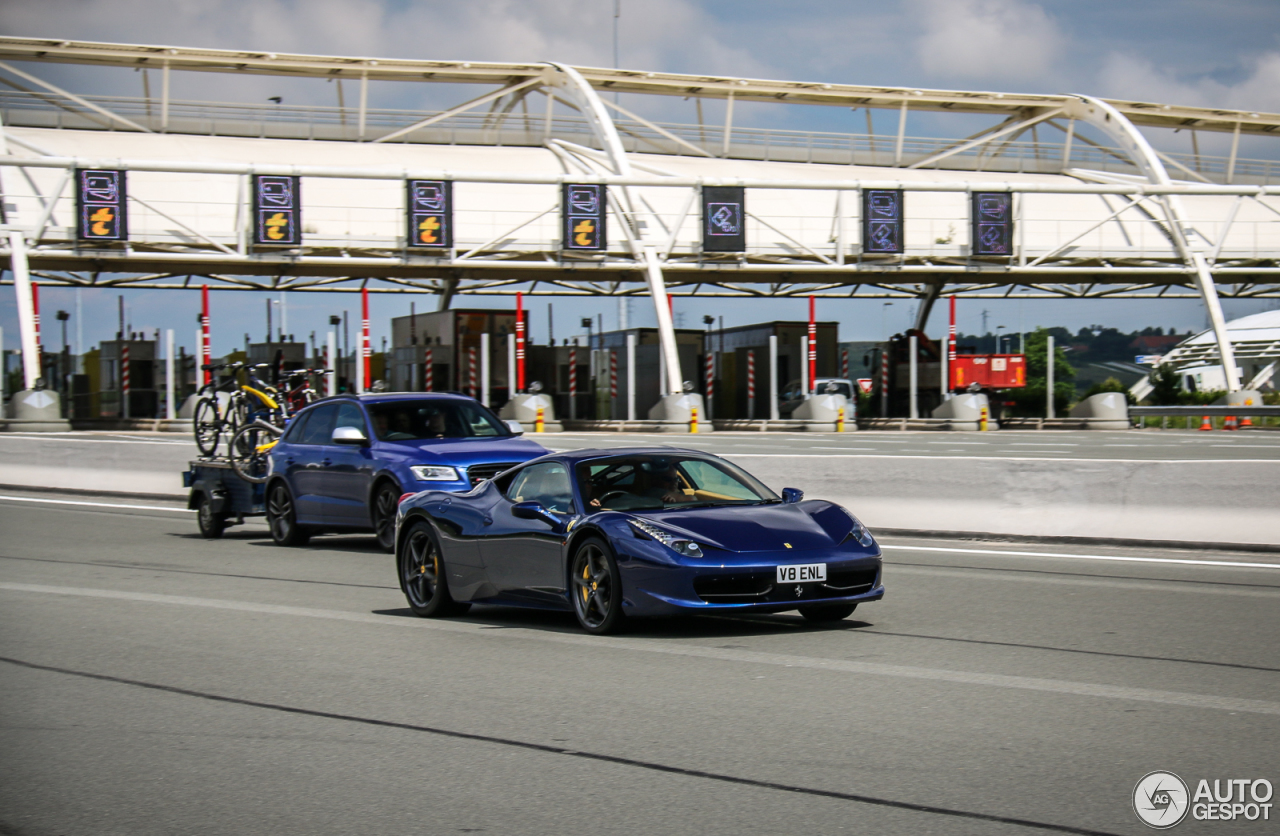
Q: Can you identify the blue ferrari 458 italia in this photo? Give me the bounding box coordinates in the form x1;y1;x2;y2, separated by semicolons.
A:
395;448;883;633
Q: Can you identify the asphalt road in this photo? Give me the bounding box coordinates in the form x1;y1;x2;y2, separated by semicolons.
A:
1;491;1276;835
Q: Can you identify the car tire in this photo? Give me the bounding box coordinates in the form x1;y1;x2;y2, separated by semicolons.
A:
266;482;310;547
398;520;469;617
371;481;401;554
195;493;225;539
570;537;626;635
798;603;857;623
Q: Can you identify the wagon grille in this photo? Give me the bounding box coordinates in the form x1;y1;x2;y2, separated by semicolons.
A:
465;462;518;486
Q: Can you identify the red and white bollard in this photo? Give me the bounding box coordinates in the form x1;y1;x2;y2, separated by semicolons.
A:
747;349;756;419
468;347;477;400
880;346;890;418
704;351;714;418
121;342;130;419
201;284;212;386
568;347;577;420
840;349;849;381
609;351;618;418
423;347;433;392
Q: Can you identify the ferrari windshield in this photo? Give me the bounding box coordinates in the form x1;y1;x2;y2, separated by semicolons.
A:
576;454;779;512
368;400;510;440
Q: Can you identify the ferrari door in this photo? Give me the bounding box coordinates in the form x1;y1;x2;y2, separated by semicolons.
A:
480;461;574;603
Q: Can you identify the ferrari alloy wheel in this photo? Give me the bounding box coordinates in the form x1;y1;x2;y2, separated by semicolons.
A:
372;483;401;553
399;521;469;618
266;482;310;547
570;537;625;635
798;603;857;623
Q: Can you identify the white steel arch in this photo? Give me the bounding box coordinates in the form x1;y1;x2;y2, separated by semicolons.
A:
1063;96;1241;390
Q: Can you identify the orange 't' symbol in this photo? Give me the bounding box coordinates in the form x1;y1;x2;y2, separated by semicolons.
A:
265;213;289;240
418;215;441;244
573;219;595;247
89;207;114;236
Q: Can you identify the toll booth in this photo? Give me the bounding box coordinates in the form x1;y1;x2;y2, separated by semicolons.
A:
589;328;704;420
699;321;840;419
248;341;307;370
389;308;515;403
866;331;1026;418
98;338;159;418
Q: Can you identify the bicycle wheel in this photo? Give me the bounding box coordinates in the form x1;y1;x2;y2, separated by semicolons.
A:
193;396;222;457
229;423;275;484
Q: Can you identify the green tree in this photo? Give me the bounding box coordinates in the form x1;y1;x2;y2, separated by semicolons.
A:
1147;363;1183;405
1081;376;1134;404
1009;327;1075;416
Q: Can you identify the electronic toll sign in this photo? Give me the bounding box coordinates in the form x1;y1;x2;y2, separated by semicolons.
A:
562;184;606;250
972;192;1013;256
702;186;746;252
862;188;904;254
407;180;453;249
252;175;301;245
76;169;127;241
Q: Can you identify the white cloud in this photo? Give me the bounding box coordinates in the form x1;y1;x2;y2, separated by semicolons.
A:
910;0;1064;85
0;0;765;76
1097;51;1280;113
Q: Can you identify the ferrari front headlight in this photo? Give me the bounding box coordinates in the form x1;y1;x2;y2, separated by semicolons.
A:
628;518;704;558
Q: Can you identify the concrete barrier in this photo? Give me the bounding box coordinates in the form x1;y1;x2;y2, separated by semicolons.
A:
726;454;1280;548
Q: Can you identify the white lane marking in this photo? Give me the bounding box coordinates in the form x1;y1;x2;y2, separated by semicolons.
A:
2;581;1278;716
0;495;192;513
888;564;1280;599
880;544;1280;571
0;435;191;446
807;446;878;451
725;454;1280;464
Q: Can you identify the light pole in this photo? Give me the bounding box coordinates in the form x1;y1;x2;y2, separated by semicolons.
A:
996;325;1005;354
881;302;893;341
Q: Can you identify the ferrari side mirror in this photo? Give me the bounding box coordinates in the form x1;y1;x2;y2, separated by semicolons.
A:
781;487;804;504
512;500;564;530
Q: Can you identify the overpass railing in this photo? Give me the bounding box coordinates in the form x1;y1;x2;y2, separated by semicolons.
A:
2;90;1277;185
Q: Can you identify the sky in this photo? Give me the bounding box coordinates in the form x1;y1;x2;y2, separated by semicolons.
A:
2;0;1279;359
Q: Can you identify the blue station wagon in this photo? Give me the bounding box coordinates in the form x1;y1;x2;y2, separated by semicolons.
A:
263;393;549;550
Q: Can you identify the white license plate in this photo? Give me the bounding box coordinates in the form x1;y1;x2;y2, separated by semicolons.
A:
777;563;827;583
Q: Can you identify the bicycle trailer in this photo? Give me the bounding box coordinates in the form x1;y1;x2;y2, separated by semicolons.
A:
184;458;266;539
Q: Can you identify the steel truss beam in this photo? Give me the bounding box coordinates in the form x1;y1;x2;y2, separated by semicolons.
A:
2;36;1277;137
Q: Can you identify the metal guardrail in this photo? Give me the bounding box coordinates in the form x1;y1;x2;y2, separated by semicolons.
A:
1129;406;1280;416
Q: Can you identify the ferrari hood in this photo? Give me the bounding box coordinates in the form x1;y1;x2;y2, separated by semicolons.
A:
635;502;850;553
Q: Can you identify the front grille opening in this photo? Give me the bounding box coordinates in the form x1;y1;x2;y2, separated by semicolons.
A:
694;573;773;603
823;567;878;594
466;462;518;486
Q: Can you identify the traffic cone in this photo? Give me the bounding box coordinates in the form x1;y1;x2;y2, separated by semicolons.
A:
1223;415;1237;431
1199;415;1213;431
1240;399;1254;428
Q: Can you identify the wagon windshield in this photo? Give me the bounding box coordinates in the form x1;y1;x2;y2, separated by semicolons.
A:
576;454;779;512
368;400;510;440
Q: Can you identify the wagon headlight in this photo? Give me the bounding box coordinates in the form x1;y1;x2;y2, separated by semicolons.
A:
410;465;461;482
628;518;704;558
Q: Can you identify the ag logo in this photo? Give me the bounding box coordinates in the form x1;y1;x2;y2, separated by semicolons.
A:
1134;771;1189;829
